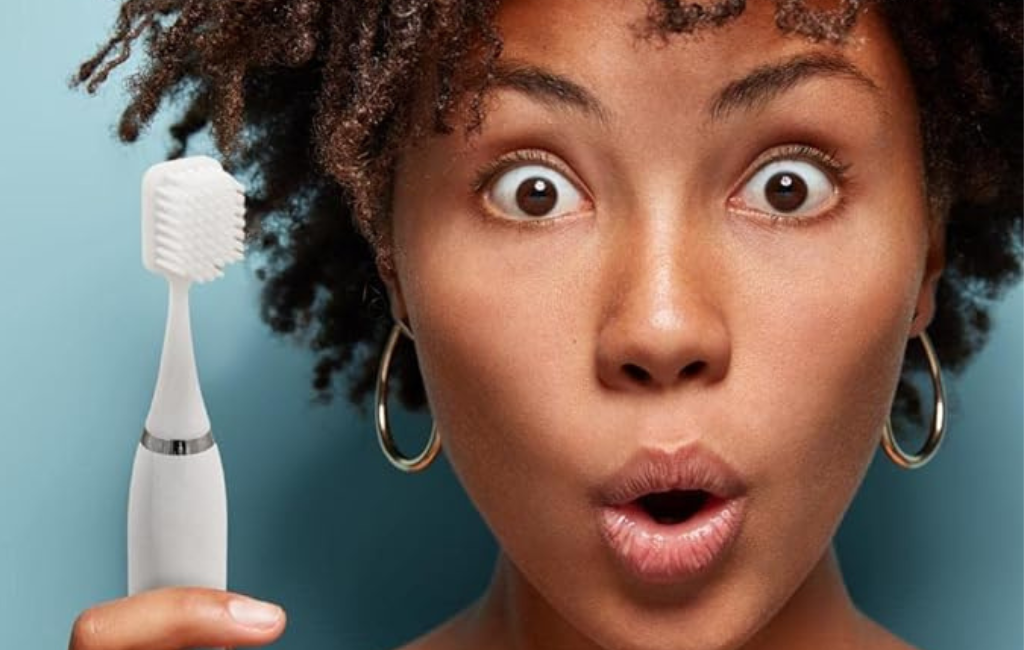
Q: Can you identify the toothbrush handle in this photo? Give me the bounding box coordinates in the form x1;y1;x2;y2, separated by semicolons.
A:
128;430;228;650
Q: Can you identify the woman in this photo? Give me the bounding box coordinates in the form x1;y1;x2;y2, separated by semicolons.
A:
68;1;1021;649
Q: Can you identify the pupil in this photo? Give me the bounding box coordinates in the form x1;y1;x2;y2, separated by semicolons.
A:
766;172;807;212
516;177;557;216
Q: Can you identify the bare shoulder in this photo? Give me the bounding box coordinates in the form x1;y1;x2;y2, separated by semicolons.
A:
390;631;447;650
392;606;925;650
858;613;925;650
389;608;476;650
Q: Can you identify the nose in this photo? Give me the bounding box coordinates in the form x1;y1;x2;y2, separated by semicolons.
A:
596;233;731;392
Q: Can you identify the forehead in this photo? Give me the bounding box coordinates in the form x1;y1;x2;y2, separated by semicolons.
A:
491;0;908;115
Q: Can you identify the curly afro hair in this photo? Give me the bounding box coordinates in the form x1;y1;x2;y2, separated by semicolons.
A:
72;0;1022;427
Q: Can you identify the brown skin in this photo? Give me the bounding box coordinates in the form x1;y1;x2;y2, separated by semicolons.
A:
67;586;286;649
65;2;942;650
385;1;943;649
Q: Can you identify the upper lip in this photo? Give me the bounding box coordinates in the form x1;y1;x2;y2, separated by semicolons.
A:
593;444;747;507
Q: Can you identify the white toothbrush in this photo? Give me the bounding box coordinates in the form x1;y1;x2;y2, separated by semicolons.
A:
128;155;245;602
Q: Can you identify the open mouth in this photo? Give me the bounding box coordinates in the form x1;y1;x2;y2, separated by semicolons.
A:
595;446;748;581
635;489;711;525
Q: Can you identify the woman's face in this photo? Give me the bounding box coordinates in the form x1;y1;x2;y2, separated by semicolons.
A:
388;1;942;648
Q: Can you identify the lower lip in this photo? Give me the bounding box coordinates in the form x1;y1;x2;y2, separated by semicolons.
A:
598;496;746;584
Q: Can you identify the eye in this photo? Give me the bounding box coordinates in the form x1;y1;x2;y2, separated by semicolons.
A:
736;158;837;218
485;163;588;220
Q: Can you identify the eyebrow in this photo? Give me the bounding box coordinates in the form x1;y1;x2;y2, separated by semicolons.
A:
709;52;882;120
490;59;610;123
488;51;881;125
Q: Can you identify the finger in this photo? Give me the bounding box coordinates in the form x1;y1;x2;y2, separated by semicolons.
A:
69;587;286;650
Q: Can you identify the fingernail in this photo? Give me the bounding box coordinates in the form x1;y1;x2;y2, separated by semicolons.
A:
228;598;282;629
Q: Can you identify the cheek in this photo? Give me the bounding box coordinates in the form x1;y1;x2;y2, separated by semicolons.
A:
739;230;916;444
394;216;584;520
699;201;928;635
724;206;925;556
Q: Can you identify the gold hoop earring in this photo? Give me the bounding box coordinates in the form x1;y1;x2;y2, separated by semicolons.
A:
881;330;947;470
374;322;441;473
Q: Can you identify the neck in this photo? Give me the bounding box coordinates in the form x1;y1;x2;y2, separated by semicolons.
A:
447;544;873;650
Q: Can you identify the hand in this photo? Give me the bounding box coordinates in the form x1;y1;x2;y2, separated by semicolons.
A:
68;586;286;650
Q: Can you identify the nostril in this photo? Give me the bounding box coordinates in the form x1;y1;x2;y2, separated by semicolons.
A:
680;360;706;378
622;363;651;383
620;360;707;384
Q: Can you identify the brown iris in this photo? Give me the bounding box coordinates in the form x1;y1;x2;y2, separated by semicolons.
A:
764;172;808;212
515;177;558;216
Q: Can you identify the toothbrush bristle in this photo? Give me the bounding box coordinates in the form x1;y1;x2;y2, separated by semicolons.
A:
142;156;246;283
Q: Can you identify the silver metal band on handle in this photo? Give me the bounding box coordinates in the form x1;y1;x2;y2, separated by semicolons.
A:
140;429;215;456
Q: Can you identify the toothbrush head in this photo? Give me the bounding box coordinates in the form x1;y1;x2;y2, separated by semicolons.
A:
142;155;246;283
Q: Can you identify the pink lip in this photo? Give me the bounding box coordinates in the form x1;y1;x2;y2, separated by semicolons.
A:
594;445;748;584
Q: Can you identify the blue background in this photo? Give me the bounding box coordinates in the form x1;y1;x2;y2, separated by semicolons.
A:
1;2;1021;648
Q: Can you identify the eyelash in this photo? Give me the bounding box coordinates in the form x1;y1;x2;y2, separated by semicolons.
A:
469;144;853;226
740;143;853;227
469;149;574;195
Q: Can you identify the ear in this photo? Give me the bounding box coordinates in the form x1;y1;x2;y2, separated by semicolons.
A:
377;259;410;327
909;221;946;337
